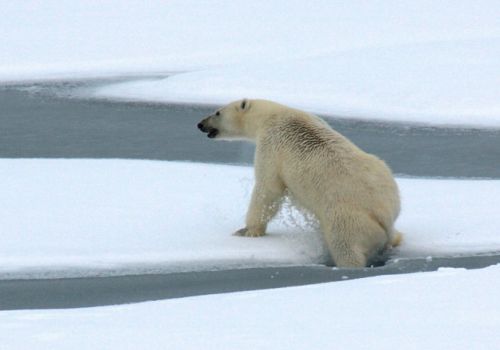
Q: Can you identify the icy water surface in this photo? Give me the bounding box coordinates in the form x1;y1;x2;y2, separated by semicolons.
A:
1;255;499;310
1;80;500;177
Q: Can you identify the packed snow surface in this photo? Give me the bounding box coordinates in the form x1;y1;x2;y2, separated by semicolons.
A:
3;0;498;81
1;264;499;350
96;39;500;127
2;2;499;347
1;159;499;279
2;1;500;126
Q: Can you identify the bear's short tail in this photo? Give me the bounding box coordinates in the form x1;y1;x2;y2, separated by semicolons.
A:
389;230;403;248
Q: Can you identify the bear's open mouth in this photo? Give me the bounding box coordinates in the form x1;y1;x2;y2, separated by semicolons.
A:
197;122;219;138
207;128;219;138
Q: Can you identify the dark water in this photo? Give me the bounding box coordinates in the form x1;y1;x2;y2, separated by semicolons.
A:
1;254;498;310
1;80;499;310
0;83;255;165
1;81;500;178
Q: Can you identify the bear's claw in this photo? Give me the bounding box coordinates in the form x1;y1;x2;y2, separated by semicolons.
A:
233;227;265;237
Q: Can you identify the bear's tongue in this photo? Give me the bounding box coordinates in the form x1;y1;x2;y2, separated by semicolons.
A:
208;129;219;138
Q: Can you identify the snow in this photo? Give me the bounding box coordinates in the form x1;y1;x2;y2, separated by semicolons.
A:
2;1;500;126
1;264;499;350
96;39;500;128
1;159;499;279
2;0;498;81
1;1;499;346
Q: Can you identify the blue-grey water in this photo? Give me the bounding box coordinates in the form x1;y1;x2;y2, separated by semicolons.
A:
1;80;500;178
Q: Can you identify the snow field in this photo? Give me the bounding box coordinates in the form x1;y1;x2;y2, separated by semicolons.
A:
1;1;500;126
1;1;500;346
95;38;500;128
1;159;499;279
3;0;499;81
1;264;499;350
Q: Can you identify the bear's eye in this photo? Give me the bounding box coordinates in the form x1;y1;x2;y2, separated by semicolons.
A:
215;111;220;116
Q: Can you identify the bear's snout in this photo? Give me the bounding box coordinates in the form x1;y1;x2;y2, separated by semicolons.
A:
197;118;210;132
197;118;219;138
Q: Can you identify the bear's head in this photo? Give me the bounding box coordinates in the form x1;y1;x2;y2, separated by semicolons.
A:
197;99;252;141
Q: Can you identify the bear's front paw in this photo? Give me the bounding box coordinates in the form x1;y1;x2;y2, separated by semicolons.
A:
233;227;265;237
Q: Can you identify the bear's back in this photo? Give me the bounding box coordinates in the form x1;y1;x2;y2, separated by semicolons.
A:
259;112;398;221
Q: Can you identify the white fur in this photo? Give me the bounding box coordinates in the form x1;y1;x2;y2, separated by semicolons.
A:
199;99;401;267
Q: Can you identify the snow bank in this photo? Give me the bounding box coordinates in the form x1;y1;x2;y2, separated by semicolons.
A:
2;0;499;82
1;159;499;279
96;39;500;128
1;264;499;350
2;1;500;126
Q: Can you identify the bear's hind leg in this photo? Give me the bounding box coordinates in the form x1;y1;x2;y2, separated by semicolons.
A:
329;244;367;268
323;213;388;268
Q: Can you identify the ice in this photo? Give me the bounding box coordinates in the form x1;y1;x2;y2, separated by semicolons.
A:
95;39;500;127
2;1;500;126
1;264;499;350
1;159;499;279
1;1;499;347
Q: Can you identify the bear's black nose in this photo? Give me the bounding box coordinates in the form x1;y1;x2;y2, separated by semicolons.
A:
197;122;204;130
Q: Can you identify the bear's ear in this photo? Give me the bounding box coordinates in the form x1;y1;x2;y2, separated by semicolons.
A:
240;99;250;111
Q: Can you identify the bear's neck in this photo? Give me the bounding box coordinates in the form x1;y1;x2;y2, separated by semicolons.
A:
243;113;273;140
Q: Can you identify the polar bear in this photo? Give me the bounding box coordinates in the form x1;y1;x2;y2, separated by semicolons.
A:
197;99;401;267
